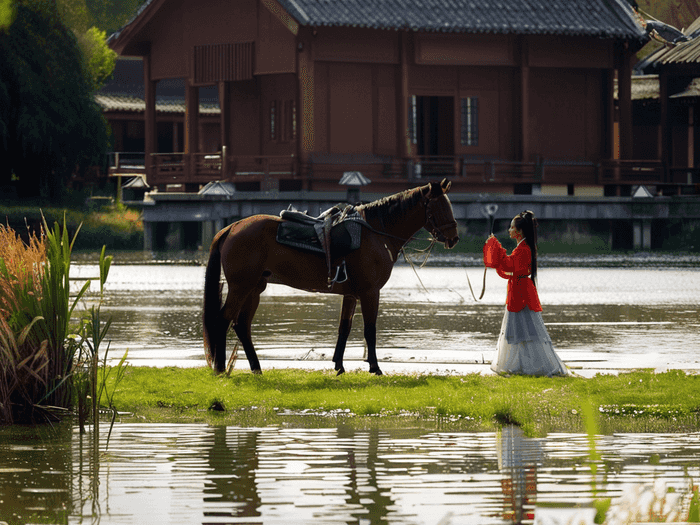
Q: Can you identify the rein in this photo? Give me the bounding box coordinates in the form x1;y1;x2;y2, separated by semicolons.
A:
465;204;498;302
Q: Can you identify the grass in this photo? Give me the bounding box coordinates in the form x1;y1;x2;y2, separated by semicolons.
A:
1;218;118;425
106;367;700;436
0;204;143;250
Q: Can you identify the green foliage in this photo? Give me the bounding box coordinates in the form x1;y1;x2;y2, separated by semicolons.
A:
78;26;116;91
0;0;109;201
0;0;14;29
0;204;143;250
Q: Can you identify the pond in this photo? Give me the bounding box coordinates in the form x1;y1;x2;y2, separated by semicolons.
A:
71;257;700;377
1;423;699;524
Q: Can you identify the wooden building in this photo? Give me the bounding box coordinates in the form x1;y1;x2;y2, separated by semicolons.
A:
631;14;700;196
107;0;652;196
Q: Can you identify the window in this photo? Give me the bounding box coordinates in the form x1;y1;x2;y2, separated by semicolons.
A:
460;97;479;147
409;95;417;145
270;99;297;143
270;102;276;141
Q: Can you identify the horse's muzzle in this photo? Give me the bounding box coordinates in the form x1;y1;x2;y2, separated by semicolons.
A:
432;227;459;249
444;236;459;249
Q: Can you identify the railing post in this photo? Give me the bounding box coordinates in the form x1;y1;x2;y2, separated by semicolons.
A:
221;145;227;181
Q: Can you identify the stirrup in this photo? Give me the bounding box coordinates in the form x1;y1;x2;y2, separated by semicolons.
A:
330;260;348;285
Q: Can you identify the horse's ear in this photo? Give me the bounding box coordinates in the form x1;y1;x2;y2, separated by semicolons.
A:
441;178;452;194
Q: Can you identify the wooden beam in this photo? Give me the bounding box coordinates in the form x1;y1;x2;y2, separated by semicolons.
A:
261;0;299;35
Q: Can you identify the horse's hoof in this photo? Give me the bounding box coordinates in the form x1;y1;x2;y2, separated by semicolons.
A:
336;367;345;376
251;369;262;375
369;367;383;376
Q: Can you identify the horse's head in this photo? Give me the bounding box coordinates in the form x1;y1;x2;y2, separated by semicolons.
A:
426;179;459;249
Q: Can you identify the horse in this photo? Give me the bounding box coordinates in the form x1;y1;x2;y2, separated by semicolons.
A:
203;178;459;376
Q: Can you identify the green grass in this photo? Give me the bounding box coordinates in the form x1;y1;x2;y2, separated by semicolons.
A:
0;205;143;250
107;367;700;435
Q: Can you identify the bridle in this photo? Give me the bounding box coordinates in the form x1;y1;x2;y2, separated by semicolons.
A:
425;193;458;244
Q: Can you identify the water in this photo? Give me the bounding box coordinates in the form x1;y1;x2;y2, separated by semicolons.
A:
1;423;699;525
1;257;699;524
71;260;700;377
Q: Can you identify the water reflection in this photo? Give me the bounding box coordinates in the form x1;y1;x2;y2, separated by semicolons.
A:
498;426;542;523
1;424;698;524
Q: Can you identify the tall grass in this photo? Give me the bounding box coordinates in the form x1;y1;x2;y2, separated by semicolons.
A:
0;218;90;423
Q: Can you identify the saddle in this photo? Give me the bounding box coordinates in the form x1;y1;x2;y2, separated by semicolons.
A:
276;204;367;287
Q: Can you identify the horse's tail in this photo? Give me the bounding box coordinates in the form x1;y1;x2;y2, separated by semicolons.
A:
203;226;230;369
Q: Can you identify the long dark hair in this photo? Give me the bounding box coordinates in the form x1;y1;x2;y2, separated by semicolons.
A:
512;210;538;285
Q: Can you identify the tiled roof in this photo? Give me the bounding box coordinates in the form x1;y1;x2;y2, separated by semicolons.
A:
96;93;220;114
110;0;646;45
613;74;700;101
276;0;645;38
614;74;660;100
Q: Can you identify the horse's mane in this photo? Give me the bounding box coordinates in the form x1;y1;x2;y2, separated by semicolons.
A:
358;185;427;231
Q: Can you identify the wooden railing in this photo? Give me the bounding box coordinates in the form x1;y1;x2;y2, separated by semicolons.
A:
105;152;699;195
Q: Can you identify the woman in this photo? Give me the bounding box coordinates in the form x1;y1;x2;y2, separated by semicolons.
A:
483;210;568;377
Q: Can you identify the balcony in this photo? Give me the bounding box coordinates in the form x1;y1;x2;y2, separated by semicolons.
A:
107;152;700;196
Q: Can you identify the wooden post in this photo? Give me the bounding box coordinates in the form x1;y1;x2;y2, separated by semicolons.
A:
143;54;157;185
519;37;530;163
185;83;200;181
399;31;412;159
219;81;231;179
659;70;669;183
297;30;314;189
617;45;633;161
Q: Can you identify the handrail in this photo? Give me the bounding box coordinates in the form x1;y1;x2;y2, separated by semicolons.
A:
104;151;698;194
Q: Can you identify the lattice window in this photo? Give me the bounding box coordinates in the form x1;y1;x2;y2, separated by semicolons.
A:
460;97;479;147
270;99;296;143
193;42;254;84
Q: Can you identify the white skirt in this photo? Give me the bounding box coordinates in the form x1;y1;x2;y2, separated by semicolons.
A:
491;306;569;377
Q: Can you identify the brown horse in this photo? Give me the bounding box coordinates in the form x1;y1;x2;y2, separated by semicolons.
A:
203;179;459;375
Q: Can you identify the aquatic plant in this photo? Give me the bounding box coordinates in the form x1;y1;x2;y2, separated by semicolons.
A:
0;218;120;425
0;222;50;423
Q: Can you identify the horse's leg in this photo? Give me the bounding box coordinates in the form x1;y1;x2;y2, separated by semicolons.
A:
232;282;265;374
212;315;231;374
359;292;382;376
333;296;357;376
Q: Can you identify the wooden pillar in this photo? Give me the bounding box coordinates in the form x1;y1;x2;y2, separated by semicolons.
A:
218;82;231;154
688;106;694;170
604;67;615;160
659;70;669;182
143;54;157;185
617;46;633;160
399;31;412;159
185;83;200;182
519;37;530;162
297;29;314;189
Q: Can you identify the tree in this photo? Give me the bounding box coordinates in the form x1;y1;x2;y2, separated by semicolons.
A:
56;0;117;92
0;0;109;201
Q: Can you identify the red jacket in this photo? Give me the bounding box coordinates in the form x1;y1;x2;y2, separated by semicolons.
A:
483;236;542;313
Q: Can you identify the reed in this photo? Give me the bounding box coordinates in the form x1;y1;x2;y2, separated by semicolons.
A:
0;217;91;423
0;223;48;423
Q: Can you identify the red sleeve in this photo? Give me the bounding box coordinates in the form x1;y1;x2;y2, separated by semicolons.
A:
484;237;530;280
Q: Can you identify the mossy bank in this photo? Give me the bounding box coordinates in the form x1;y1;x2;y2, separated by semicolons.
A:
0;205;143;250
106;367;700;436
